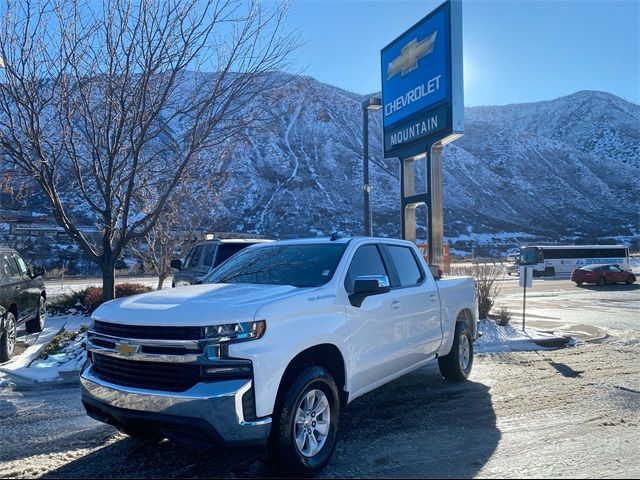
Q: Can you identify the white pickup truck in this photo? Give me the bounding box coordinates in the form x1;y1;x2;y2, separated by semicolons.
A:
81;237;478;475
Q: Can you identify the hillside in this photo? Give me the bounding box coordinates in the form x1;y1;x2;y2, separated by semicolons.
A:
1;74;638;253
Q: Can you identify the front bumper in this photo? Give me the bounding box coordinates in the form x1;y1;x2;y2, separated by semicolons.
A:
80;367;271;447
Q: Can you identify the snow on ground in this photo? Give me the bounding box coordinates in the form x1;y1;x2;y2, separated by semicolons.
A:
475;319;569;353
0;313;91;382
630;257;640;273
28;332;87;381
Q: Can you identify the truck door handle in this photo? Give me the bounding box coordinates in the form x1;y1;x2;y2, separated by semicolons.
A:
429;294;437;302
391;300;401;309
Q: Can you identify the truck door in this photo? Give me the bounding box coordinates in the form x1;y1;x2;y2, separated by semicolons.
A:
344;243;413;394
381;244;442;357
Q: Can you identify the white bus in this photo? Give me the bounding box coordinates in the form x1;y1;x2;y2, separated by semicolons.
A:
517;245;631;276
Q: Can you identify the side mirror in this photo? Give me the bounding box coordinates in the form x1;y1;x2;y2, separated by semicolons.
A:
170;259;183;270
30;264;46;278
350;275;390;307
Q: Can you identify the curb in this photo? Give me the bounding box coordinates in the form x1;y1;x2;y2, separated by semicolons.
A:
532;335;572;348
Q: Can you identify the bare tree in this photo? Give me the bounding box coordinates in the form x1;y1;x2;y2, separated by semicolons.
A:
129;172;222;289
0;0;297;299
450;263;505;318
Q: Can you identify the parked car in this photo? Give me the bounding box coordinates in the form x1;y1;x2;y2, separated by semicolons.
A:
171;239;271;287
506;262;519;276
81;236;478;475
570;264;636;286
0;247;47;362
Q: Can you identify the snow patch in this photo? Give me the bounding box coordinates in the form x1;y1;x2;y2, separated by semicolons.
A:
0;313;90;382
475;319;565;353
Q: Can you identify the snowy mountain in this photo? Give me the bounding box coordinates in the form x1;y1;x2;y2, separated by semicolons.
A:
2;73;639;251
207;76;639;248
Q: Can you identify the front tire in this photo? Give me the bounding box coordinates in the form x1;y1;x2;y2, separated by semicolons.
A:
597;276;606;286
438;322;473;382
266;366;340;476
25;295;46;334
627;275;636;285
1;312;17;363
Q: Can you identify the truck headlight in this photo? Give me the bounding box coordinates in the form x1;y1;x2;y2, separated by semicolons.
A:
203;320;266;343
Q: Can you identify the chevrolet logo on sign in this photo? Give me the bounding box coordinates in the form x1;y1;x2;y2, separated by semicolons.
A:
387;31;437;80
115;342;140;357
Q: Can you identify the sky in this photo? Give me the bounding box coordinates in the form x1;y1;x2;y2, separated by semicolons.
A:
285;0;640;106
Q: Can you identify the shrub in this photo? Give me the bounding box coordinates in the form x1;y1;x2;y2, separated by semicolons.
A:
494;306;511;326
450;263;505;319
48;289;85;314
50;282;152;314
40;327;82;358
82;283;152;313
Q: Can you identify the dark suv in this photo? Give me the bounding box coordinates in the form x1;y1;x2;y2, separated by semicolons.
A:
171;239;271;287
0;247;47;362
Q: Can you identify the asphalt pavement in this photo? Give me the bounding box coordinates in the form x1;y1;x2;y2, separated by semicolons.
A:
495;277;639;334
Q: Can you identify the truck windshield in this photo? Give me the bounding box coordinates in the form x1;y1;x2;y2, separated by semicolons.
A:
204;243;348;288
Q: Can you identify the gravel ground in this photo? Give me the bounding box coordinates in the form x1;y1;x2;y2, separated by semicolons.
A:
1;337;639;479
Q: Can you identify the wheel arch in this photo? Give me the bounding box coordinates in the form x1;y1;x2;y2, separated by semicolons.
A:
275;343;348;408
457;308;475;337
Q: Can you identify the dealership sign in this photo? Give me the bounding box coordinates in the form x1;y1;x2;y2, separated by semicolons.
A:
381;0;463;159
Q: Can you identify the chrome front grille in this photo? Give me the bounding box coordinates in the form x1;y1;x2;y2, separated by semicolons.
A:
86;321;253;392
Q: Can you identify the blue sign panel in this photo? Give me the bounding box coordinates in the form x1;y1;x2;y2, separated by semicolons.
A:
381;1;462;159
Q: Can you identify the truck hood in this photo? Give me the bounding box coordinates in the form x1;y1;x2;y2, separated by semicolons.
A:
92;283;303;326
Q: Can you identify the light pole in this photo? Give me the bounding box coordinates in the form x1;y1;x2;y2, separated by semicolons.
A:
362;96;381;237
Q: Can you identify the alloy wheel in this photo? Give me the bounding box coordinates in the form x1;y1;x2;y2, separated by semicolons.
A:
294;389;331;458
459;333;471;371
6;316;16;358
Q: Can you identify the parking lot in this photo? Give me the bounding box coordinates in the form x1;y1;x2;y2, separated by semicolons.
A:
1;275;639;478
1;339;638;478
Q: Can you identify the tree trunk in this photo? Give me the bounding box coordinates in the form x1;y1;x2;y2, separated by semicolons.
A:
102;263;116;301
157;274;166;291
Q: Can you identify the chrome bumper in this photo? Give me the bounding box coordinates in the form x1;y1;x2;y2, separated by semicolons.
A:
80;367;271;447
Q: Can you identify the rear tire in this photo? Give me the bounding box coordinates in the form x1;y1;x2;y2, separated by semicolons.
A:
1;312;17;363
25;295;46;334
627;275;636;285
438;322;473;382
265;366;340;476
575;281;583;286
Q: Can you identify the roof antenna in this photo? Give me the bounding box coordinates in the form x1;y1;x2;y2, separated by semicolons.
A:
330;232;341;241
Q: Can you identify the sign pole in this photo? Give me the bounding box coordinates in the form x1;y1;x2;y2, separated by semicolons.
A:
522;267;527;332
429;143;444;268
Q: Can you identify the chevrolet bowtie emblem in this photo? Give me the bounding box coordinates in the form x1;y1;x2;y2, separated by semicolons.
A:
387;31;438;80
115;342;140;357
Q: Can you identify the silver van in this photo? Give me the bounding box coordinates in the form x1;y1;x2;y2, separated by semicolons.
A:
171;239;271;287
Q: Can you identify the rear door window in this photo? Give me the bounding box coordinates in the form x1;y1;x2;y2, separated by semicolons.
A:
214;244;251;267
2;253;20;277
344;244;388;293
1;253;15;279
386;245;424;288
